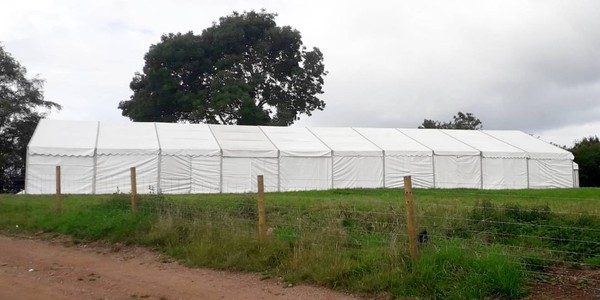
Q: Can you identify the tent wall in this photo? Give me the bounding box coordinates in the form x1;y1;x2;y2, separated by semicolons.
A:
26;156;95;194
384;156;434;188
433;155;482;188
573;162;579;188
221;157;278;193
260;126;332;191
95;155;158;194
156;123;221;194
95;122;160;194
353;128;434;188
26;119;98;194
482;158;528;189
399;129;481;188
528;159;574;188
441;130;528;189
483;130;574;189
279;157;332;191
308;127;384;189
210;125;279;193
26;120;577;194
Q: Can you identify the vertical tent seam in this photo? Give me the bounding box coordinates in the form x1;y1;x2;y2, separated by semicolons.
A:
306;128;335;189
154;123;162;194
92;121;100;194
207;125;224;193
394;129;436;188
351;128;386;188
258;126;281;192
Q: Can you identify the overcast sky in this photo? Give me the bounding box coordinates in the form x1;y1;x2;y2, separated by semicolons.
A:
2;0;599;146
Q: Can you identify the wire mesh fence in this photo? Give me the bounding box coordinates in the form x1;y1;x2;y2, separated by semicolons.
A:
19;168;600;297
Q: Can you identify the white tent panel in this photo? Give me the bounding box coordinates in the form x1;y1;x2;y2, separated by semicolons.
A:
26;119;98;194
573;162;579;188
221;157;278;193
95;155;158;194
28;119;98;157
160;155;221;194
156;123;221;194
399;129;480;156
156;123;220;156
484;130;574;188
191;156;221;193
260;126;331;157
482;158;528;189
279;157;332;191
96;122;159;155
442;130;526;158
483;130;573;160
159;155;190;194
333;156;383;188
211;125;278;192
261;126;332;191
442;130;528;189
308;127;383;156
354;127;431;156
27;156;94;194
529;159;574;188
385;156;434;188
308;127;383;188
400;129;481;188
434;155;482;188
95;122;160;194
354;128;433;188
209;125;278;157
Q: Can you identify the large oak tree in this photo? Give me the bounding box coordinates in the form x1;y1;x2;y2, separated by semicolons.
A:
0;44;61;192
119;10;327;126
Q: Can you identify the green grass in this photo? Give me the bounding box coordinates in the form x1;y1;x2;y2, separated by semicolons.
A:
1;188;599;299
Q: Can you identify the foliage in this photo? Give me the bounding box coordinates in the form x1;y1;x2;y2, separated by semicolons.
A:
119;10;327;126
451;200;600;260
403;240;526;299
0;44;61;193
3;188;599;298
569;135;600;187
419;111;482;129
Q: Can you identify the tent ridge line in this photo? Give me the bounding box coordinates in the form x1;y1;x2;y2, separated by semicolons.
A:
393;128;435;155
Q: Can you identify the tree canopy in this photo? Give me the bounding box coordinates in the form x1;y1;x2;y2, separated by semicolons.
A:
0;44;61;192
419;112;482;130
119;10;327;126
569;136;600;187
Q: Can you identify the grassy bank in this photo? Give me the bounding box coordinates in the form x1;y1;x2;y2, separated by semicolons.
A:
1;188;599;299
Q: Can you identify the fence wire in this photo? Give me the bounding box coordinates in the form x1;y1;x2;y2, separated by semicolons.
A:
27;172;600;297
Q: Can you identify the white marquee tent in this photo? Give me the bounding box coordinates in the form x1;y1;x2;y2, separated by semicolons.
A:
25;120;577;194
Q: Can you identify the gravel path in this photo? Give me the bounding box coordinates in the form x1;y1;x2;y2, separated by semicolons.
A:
0;234;355;300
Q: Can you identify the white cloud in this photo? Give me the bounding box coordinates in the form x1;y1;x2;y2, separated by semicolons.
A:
1;0;599;145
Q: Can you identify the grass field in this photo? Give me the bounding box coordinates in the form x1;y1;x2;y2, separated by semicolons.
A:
1;188;599;299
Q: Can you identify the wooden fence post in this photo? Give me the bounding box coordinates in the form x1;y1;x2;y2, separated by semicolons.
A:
404;176;418;262
55;166;62;213
257;175;266;244
130;167;137;215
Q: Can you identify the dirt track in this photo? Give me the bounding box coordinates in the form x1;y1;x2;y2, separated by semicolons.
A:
0;235;354;300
